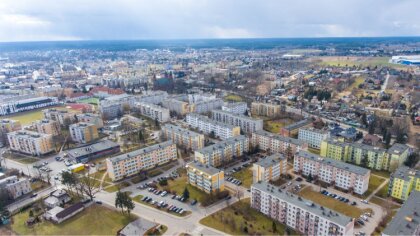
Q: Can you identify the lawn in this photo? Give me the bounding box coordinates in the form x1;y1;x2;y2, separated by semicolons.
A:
307;147;320;155
104;181;131;192
298;187;370;218
147;169;163;177
375;183;389;198
223;94;243;102
364;175;386;197
78;97;99;106
132;194;191;217
371;170;391;178
200;199;296;235
263;119;293;133
158;175;208;203
316;57;398;68
369;196;400;210
232;167;253;189
15;157;40;164
10;205;136;235
2;105;68;125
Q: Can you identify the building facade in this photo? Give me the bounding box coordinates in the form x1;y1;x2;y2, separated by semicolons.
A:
298;127;330;149
252;153;287;183
66;140;120;163
251;182;354;236
0;95;59;116
388;166;420;201
0;176;32;199
251;102;283;118
43;108;77;126
186;113;240;140
186;161;225;193
135;102;170;122
212;109;263;133
161;124;205;151
106;141;177;181
294;151;370;194
251;130;307;158
194;135;249;167
222;102;248;115
0;119;22;133
69;122;99;144
7;130;54;156
320;139;410;171
34;119;61;136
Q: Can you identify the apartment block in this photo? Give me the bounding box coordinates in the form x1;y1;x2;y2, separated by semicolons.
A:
34;119;61;136
7;130;54;156
388;166;420;201
298;127;330;149
0;119;22;133
186;161;225;193
251;130;307;158
76;113;104;128
194;135;249;167
162;93;223;115
320;139;410;171
99;94;136;120
69;122;99;144
135;102;170;122
0;176;32;199
251;102;283;118
43;108;77;126
106;141;177;181
383;190;420;236
161;124;205;151
0;95;59;116
253;153;287;183
186;113;240;140
281;119;313;137
222;102;248;115
251;182;354;236
212;109;263;133
294;151;370;194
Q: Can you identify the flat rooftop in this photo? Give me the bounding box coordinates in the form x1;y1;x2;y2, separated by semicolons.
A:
67;140;119;158
253;130;305;146
252;182;353;227
297;150;370;176
195;135;247;155
186;161;222;175
254;153;286;168
108;141;174;163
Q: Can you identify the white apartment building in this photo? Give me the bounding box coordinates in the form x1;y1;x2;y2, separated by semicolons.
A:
43;108;77;126
212;109;263;133
161;124;205;151
0;176;32;199
186;161;225;193
7;130;54;156
137;91;168;104
34;119;61;136
136;102;170;122
251;130;307;157
99;94;136;119
76;113;104;128
251;182;354;236
222;102;248;115
186;113;240;140
194;135;249;167
106;141;177;181
298;127;330;149
69;122;98;144
294;151;370;194
253;153;287;183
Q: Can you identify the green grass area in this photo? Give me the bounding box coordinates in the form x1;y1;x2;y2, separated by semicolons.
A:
10;205;136;235
375;183;389;198
78;97;99;105
223;94;243;102
307;147;320;155
371;170;391;178
131;175;147;184
15;157;40;164
365;175;386;197
132;194;191;217
347;76;365;91
370;196;400;210
2;105;69;125
157;175;208;203
263;119;294;133
147;169;163;177
317;57;394;67
232;167;253;189
298;187;371;218
104;181;131;193
200;199;296;235
30;181;49;192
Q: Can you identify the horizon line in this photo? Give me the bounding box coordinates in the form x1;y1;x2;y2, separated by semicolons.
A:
1;35;420;44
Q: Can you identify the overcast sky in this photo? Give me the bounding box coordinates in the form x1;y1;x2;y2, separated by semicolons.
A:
0;0;419;42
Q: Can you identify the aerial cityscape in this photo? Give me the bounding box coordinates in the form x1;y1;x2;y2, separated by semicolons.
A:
0;1;419;236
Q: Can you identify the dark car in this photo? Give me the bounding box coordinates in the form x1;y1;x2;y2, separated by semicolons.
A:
30;193;38;198
95;200;102;204
296;177;303;182
191;200;198;205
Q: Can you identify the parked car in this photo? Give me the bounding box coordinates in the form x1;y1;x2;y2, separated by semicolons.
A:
95;200;102;204
191;200;197;205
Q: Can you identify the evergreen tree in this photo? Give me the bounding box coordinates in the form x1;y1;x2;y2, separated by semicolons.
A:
182;187;190;200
